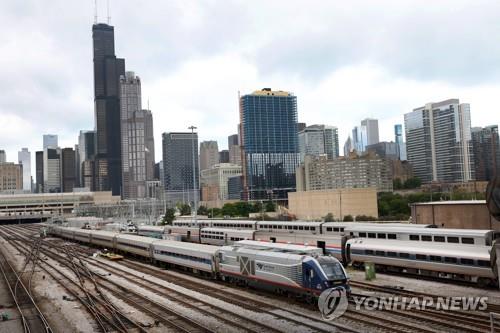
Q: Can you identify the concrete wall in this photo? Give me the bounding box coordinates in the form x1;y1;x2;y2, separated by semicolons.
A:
412;202;500;230
288;188;378;221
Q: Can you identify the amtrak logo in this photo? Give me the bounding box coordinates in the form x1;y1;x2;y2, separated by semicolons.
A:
318;286;349;320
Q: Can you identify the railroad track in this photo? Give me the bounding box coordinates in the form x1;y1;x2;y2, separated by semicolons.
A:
0;242;53;333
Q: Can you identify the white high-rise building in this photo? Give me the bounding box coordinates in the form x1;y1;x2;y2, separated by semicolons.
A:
18;148;31;192
405;99;474;183
0;150;6;163
43;134;58;149
120;71;155;199
351;118;379;154
298;124;339;162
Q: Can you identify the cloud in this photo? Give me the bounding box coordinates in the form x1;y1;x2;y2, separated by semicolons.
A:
0;0;499;174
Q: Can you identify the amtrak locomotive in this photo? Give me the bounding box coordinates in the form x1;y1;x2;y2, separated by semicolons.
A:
49;225;350;300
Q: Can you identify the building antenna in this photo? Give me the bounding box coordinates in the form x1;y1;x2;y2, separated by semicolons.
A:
107;0;111;24
147;98;150;110
94;0;98;23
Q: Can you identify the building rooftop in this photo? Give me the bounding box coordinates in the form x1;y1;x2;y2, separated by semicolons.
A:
412;200;486;206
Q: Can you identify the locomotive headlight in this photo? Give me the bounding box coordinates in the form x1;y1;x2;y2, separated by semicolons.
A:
316;284;322;290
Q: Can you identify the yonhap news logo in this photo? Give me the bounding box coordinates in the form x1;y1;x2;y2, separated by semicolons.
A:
318;287;349;320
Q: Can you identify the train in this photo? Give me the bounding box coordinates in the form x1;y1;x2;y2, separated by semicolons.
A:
136;222;499;286
48;225;350;300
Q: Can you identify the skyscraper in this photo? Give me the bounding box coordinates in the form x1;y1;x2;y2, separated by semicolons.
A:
199;141;219;171
43;134;58;149
394;124;407;160
361;118;379;146
471;125;500;182
240;88;300;201
228;134;241;166
35;151;43;193
61;148;76;192
162;132;199;205
92;23;125;195
0;150;6;163
43;148;61;193
351;118;379;154
119;71;155;199
405;99;474;183
78;130;96;185
17;148;31;192
298;124;339;162
219;150;230;163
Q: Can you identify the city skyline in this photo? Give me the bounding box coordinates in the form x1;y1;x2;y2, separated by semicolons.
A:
1;1;500;173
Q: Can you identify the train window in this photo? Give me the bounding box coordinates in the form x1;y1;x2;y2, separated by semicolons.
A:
299;226;304;230
444;257;457;264
293;226;298;230
434;236;445;242
399;253;410;258
305;226;310;231
273;225;277;229
477;260;490;267
447;237;459;243
350;232;354;236
409;235;420;241
311;227;316;231
388;234;397;239
368;233;376;238
375;251;385;256
333;227;339;232
326;227;332;232
416;254;427;260
461;238;474;244
387;252;397;257
365;250;374;255
278;225;282;229
359;232;367;237
421;235;432;242
430;255;442;262
377;233;386;239
340;228;344;232
460;258;474;265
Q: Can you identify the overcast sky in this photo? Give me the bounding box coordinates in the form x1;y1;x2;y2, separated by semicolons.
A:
1;0;500;169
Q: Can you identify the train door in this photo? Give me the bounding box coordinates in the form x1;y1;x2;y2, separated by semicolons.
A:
187;230;191;241
270;237;276;243
317;241;326;255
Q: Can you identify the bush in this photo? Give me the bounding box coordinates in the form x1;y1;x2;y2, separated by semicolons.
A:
324;213;335;222
162;208;176;225
343;215;354;222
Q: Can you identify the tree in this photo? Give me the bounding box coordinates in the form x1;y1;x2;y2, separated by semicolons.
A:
179;204;191;216
393;178;403;190
208;208;222;218
324;213;334;222
265;200;276;212
404;177;422;189
355;215;377;221
162;208;176;225
343;215;354;222
197;205;209;216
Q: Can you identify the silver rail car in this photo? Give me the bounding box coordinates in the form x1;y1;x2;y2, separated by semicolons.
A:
200;228;255;246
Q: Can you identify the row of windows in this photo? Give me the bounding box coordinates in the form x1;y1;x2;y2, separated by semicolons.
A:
258;224;317;231
202;231;224;235
325;227;345;232
202;235;224;240
118;242;148;250
352;249;490;267
407;234;474;244
230;237;246;241
213;223;253;228
355;232;397;240
154;250;211;265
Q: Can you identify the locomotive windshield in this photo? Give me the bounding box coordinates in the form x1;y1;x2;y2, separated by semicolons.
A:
318;258;345;280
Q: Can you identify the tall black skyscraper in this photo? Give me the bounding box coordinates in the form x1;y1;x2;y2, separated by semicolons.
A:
92;23;125;195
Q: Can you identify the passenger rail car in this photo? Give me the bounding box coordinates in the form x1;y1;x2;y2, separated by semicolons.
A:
345;238;497;286
165;226;201;243
200;228;255;246
345;226;500;246
49;226;350;300
234;240;324;256
137;225;166;239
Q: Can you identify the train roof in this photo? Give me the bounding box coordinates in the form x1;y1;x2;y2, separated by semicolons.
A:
256;221;323;226
234;240;323;254
322;222;433;228
153;239;219;253
137;225;165;231
201;228;255;234
347;238;491;259
345;225;496;236
220;245;308;260
115;233;158;244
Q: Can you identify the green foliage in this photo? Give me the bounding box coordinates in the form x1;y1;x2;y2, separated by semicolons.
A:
197;205;209;216
393;178;403;190
355;215;378;221
207;208;222;218
404;177;422;189
162;208;176;225
250;202;262;213
178;203;191;216
324;213;335;222
265;200;276;212
343;215;354;222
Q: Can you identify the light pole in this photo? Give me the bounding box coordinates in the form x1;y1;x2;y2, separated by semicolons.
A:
188;125;198;223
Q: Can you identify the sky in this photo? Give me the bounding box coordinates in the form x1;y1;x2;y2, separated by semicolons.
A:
1;0;500;171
